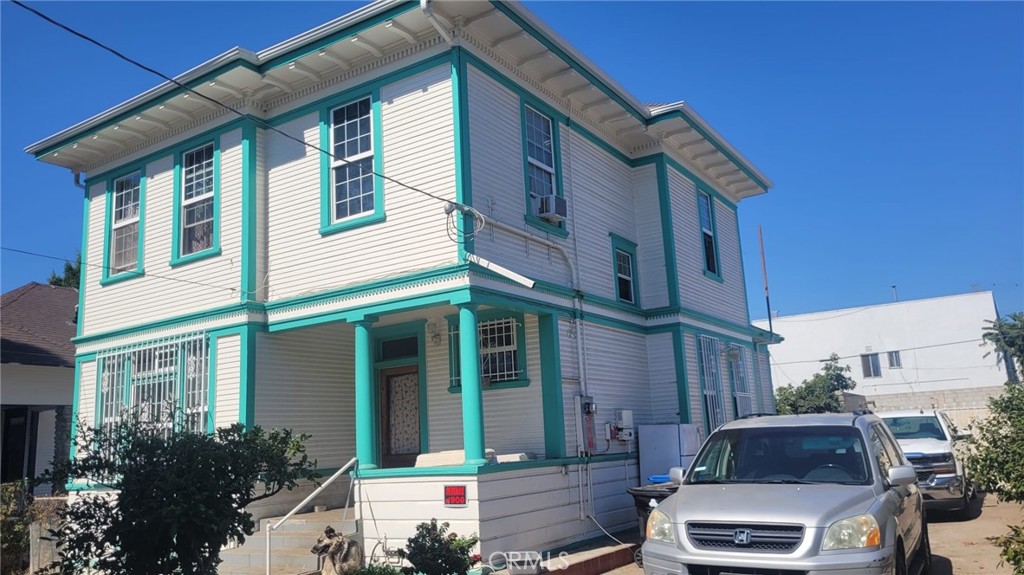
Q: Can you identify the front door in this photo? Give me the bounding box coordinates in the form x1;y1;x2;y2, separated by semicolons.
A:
380;366;420;468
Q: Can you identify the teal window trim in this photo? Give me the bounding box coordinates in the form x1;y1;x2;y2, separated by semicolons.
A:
446;310;530;392
520;99;567;239
100;166;146;286
609;233;639;306
171;136;222;267
696;187;722;280
373;320;429;454
319;89;385;236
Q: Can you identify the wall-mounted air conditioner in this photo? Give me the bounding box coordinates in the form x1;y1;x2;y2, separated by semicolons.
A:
536;194;567;223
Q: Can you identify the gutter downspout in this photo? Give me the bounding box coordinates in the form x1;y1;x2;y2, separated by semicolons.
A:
421;0;453;45
73;171;86;190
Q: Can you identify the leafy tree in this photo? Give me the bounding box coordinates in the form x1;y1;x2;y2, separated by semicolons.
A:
47;252;81;288
775;354;857;414
44;415;319;575
967;382;1024;572
983;312;1024;381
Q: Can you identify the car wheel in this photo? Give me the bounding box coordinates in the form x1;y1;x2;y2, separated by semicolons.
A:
916;519;932;575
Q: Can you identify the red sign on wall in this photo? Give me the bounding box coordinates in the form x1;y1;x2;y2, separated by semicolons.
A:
444;485;467;507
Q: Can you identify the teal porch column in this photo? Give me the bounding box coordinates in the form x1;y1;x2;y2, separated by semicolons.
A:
354;320;378;469
458;304;487;465
538;313;566;458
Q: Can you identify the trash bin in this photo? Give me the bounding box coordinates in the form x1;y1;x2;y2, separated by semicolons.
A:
626;481;679;539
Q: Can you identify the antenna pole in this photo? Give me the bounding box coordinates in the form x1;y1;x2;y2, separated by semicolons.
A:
759;225;773;335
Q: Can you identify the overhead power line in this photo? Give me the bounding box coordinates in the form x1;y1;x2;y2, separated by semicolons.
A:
12;0;453;207
769;339;987;367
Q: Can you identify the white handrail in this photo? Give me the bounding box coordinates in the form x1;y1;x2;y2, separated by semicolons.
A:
265;456;358;575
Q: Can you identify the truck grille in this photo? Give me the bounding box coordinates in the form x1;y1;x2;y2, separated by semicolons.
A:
686;565;806;575
686;523;804;553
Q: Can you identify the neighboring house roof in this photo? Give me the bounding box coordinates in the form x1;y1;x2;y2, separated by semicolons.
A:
1;282;77;368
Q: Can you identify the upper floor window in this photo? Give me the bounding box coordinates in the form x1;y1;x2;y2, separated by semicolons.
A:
861;353;882;378
110;172;141;275
331;98;374;222
697;191;719;277
887;350;902;369
609;233;639;305
181;143;215;255
522;103;567;238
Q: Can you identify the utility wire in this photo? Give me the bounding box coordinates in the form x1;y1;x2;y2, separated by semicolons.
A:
12;0;453;208
2;247;238;294
769;339;987;367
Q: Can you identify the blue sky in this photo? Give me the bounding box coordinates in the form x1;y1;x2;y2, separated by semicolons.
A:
2;1;1021;319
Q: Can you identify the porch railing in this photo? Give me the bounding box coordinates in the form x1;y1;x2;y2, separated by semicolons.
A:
265;456;358;575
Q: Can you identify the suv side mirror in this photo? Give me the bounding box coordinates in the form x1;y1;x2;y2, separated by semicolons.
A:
888;465;917;487
669;467;687;484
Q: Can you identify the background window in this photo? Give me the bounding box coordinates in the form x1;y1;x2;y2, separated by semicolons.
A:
887;350;902;369
110;172;141;274
330;98;374;221
698;192;718;275
861;353;882;378
615;249;635;303
181;143;215;255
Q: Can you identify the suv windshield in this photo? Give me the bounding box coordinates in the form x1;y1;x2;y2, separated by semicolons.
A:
687;425;872;485
882;416;947;440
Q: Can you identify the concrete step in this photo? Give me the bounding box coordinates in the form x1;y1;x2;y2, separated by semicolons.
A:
216;564;314;575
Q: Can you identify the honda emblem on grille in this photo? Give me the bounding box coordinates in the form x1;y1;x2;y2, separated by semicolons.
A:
733;528;752;545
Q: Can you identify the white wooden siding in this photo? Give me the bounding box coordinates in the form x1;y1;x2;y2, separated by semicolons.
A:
77;360;97;453
214;333;240;430
580;323;651;453
757;349;775;413
427;314;546;456
668;167;748;326
81;129;244;335
255;128;268;301
633;163;668;309
467;67;578;289
358;475;480;549
647;332;678;423
254;324;355;469
265;65;457;301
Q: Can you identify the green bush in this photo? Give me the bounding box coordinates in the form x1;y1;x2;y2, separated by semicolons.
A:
358;564;404;575
396;519;480;575
1;482;32;575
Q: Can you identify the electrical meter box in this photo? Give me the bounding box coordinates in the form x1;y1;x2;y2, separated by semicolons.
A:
575;395;597;454
615;409;635;441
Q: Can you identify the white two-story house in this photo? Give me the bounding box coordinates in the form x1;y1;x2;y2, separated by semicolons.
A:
27;0;778;561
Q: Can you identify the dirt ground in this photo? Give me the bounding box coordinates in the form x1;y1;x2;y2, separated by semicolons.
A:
602;495;1023;575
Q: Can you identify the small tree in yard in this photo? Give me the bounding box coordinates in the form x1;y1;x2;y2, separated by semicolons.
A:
967;382;1024;573
44;415;319;575
983;312;1024;382
397;519;480;575
775;354;857;414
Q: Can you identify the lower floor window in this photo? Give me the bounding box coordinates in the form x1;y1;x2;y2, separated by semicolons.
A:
448;313;526;389
698;335;727;430
96;333;210;435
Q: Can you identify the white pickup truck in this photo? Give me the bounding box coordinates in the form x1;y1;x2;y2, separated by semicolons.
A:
879;409;974;516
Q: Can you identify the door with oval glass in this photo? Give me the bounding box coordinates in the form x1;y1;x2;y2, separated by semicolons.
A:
380;365;420;468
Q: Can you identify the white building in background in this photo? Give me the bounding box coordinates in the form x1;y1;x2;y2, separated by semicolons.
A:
753;291;1015;415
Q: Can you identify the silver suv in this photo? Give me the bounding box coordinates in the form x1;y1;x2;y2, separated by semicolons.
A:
642;413;931;575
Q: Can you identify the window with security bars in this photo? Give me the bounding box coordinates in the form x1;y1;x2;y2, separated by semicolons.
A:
448;317;523;388
181;143;215;255
95;333;210;436
330;98;375;221
698;335;727;430
697;192;718;276
525;105;555;212
110;172;141;274
729;347;753;418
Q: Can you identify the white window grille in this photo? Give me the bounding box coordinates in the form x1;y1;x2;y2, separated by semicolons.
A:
330;98;374;221
181;143;215;255
525;106;556;212
697;192;718;275
110;172;141;274
698;335;726;430
729;347;753;418
95;333;210;436
448;316;522;388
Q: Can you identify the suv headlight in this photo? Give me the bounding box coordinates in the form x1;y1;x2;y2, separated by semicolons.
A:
822;515;881;550
646;508;675;543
